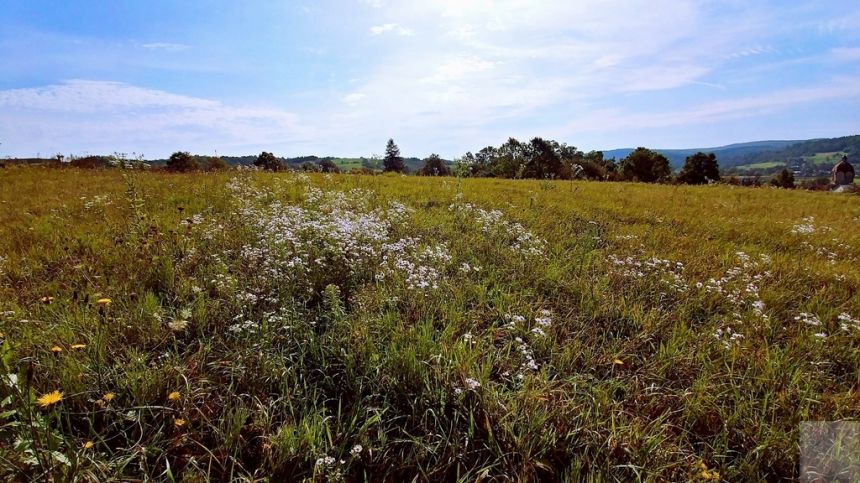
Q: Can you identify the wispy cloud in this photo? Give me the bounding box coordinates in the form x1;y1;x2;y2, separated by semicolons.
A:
140;42;190;52
369;23;413;36
0;80;306;156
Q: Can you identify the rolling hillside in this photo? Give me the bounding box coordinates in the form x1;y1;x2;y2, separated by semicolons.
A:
601;135;859;170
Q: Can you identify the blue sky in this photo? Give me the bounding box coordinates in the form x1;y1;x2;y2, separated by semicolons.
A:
1;0;859;159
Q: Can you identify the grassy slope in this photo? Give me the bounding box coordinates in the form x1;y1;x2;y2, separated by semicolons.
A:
0;168;858;480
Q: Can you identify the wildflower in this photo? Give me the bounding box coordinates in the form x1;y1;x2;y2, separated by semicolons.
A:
102;392;115;402
83;441;94;449
167;391;181;401
698;461;720;480
531;327;547;337
465;378;481;390
350;444;363;456
96;298;112;307
40;296;55;304
168;319;189;332
173;418;186;427
315;455;336;467
37;390;64;408
71;343;86;350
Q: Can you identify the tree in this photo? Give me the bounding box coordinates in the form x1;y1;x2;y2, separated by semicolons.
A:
620;147;672;182
677;152;720;185
770;168;795;189
254;151;282;171
201;156;229;171
383;139;406;173
166;151;199;172
318;159;340;173
418;154;450;176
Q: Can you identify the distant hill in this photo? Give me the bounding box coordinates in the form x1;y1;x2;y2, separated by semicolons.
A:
601;140;802;168
601;136;860;170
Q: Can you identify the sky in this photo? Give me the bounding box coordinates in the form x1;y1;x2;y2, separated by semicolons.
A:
1;0;859;159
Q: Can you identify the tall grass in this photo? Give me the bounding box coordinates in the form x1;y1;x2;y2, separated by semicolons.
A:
0;166;858;480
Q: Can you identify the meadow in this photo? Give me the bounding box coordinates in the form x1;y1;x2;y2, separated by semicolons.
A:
0;167;858;481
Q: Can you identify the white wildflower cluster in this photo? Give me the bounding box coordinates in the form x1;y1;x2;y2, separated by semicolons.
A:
209;178;453;317
794;312;822;327
349;445;363;456
699;252;770;320
514;336;540;372
81;194;112;210
179;213;205;227
503;313;526;330
458;262;482;274
799;238;851;264
379;238;451;290
452;377;482;395
713;326;744;349
228;315;260;335
838;313;860;333
449;202;547;257
462;332;474;345
791;216;817;235
502;311;545;376
606;255;687;293
531;309;552;337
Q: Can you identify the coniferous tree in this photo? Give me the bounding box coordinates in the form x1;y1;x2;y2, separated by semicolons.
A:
383;139;406;173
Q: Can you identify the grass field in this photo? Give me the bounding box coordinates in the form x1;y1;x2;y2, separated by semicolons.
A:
734;161;784;171
1;167;859;480
805;152;846;166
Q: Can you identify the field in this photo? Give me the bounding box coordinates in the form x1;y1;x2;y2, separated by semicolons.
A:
1;167;859;480
733;161;784;171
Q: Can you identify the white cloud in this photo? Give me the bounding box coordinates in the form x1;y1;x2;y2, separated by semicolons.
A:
831;47;860;62
0;80;306;156
342;92;366;105
556;80;860;133
370;23;414;36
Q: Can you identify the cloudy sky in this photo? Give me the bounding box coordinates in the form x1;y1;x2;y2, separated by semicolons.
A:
1;0;859;159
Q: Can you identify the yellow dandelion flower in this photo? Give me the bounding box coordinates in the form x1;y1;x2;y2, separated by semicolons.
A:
51;345;63;353
37;390;64;408
167;391;181;401
71;343;86;350
83;440;94;449
612;358;624;365
96;298;112;307
102;392;115;402
174;418;186;427
40;296;55;304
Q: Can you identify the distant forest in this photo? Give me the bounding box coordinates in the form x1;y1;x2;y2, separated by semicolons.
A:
722;135;860;166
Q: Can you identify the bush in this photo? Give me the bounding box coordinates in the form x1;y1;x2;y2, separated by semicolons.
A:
254;152;283;171
770;169;795;189
166;151;200;172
